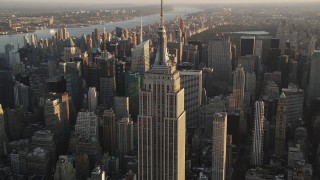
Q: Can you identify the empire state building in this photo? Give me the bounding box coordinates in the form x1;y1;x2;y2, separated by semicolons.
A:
137;0;186;179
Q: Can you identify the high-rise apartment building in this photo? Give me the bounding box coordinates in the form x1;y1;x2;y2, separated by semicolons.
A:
137;1;186;179
212;113;227;180
251;101;265;166
180;70;202;128
275;93;288;157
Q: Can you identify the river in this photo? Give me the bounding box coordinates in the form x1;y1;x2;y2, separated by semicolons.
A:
0;7;202;53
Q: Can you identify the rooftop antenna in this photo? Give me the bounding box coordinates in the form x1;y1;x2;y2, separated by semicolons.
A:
160;0;164;27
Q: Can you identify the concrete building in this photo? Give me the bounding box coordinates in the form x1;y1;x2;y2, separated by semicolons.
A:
114;96;129;118
76;139;102;170
275;93;288;157
13;81;29;109
288;144;304;167
10;150;27;175
207;37;232;91
102;110;117;155
31;130;56;167
75;111;98;140
117;117;134;159
212;113;227;180
264;81;279;100
226;135;233;180
63;37;81;62
90;166;105;180
88;87;98;111
238;55;255;73
75;153;90;179
199;96;228;129
26;147;50;178
282;84;304;124
137;2;186;179
100;77;115;108
240;36;255;56
251;101;265;166
245;72;256;100
131;40;150;73
44;93;69;155
54;155;76;180
230;64;245;112
180;70;202;128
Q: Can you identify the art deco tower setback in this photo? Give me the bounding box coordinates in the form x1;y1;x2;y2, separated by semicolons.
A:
137;0;186;179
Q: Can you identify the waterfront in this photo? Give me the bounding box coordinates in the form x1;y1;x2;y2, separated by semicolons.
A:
0;7;202;53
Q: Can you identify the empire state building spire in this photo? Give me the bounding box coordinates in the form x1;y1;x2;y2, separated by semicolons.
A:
160;0;164;27
153;0;169;68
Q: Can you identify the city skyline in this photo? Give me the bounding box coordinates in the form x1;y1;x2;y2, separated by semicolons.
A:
0;0;319;178
1;0;320;5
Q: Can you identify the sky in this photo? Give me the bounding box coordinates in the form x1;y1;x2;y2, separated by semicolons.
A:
1;0;319;4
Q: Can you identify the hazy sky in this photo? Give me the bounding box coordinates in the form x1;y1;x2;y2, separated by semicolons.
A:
1;0;319;4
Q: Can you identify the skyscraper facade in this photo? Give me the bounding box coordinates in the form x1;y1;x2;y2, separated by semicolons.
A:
131;40;150;74
251;101;265;166
240;36;255;56
230;64;246;112
137;1;186;179
102;109;117;155
0;104;5;156
275;93;288;157
207;37;232;91
308;50;320;100
75;111;98;140
125;72;142;121
180;70;202;129
212;113;227;180
88;87;98;112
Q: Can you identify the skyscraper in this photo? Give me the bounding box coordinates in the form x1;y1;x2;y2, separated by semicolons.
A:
75;111;98;140
275;93;288;157
125;72;142;121
88;87;98;112
131;40;150;74
240;36;255;56
102;109;116;155
117;117;134;159
207;37;232;91
251;101;265;166
230;64;246;112
54;155;76;180
180;70;202;128
137;1;186;179
0;104;5;156
308;50;320;100
212;113;227;180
